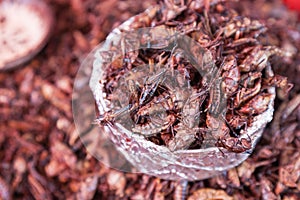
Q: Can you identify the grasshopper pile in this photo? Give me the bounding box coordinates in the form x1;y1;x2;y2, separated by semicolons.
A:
96;0;292;153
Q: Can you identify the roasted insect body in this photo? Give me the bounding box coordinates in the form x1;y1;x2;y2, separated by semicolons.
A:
215;136;252;153
263;74;293;95
96;105;132;126
222;17;266;39
139;69;167;105
239;46;291;72
132;114;177;136
167;89;207;151
235;72;262;108
238;93;273;116
221;56;240;97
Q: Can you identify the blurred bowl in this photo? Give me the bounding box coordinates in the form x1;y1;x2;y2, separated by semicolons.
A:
0;0;54;71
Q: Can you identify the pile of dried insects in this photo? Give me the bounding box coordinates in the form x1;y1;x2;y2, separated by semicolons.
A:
96;0;293;153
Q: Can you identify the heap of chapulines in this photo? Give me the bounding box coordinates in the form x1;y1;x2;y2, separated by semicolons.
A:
97;0;292;153
1;0;299;199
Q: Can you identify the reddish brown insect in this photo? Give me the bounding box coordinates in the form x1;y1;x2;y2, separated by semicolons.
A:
167;88;208;151
136;92;173;116
239;46;291;72
222;17;266;39
139;69;166;105
263;74;293;95
221;55;240;98
226;113;249;130
238;93;273;115
96;105;133;126
132;113;177;136
216;135;252;153
235;72;262;108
